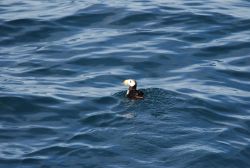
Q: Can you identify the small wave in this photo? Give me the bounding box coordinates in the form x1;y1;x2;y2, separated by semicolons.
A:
1;1;250;167
113;88;186;118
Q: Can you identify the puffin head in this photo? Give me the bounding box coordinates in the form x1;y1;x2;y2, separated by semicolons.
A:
123;79;137;89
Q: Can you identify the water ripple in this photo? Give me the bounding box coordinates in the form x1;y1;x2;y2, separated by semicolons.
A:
1;0;250;168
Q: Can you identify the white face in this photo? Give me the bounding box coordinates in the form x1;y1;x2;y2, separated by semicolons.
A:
123;79;136;87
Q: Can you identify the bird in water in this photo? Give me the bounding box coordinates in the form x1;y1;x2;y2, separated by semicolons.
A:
123;79;144;99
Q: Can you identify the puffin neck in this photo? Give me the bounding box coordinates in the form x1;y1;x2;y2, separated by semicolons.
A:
129;85;137;90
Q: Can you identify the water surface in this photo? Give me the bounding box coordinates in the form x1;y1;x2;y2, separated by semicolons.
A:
0;0;250;168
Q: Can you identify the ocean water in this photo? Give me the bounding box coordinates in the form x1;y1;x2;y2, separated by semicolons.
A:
0;0;250;167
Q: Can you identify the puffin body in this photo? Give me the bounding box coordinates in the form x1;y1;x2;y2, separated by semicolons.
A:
123;79;144;99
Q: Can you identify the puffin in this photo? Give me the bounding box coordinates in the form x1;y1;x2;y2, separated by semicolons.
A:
123;79;144;99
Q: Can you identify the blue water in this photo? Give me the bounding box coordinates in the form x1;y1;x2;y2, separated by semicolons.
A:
1;1;250;167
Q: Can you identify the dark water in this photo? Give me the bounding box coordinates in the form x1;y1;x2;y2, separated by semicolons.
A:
1;1;250;167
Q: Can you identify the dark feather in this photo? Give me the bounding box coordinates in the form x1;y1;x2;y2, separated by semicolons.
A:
127;89;144;99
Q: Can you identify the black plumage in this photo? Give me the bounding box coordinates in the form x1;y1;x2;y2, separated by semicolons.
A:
126;83;144;99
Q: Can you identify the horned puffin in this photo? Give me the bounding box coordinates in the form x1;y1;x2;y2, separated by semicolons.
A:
123;79;144;99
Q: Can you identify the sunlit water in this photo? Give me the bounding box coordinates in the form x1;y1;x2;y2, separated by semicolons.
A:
0;1;250;167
